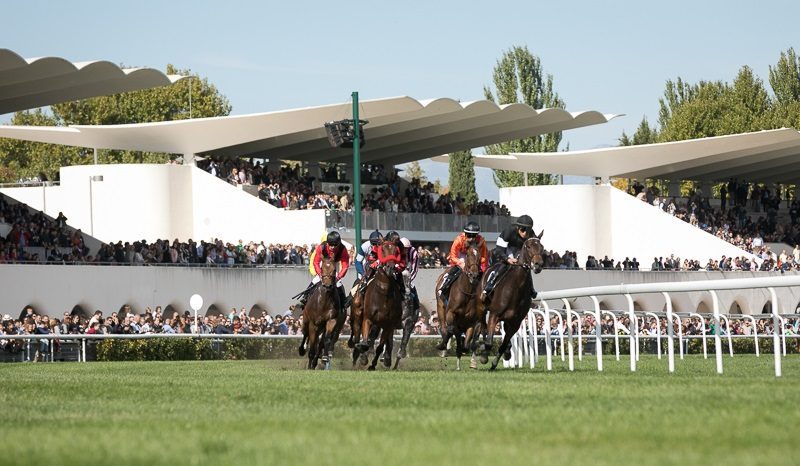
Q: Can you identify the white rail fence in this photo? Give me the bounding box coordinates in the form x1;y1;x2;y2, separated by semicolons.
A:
501;275;800;377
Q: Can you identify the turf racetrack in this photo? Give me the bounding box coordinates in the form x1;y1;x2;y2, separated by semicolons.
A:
1;355;798;466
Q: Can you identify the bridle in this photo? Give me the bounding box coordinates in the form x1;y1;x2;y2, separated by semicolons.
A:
519;237;544;274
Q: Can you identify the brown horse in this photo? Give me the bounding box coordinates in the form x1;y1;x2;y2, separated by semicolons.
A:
434;241;483;370
298;255;345;370
479;233;545;371
353;241;403;370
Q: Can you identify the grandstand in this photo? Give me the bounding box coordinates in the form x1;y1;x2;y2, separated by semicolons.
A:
2;48;800;322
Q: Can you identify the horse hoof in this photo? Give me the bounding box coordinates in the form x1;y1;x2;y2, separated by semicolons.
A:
367;366;376;371
503;350;512;361
490;363;498;371
470;359;478;370
435;342;447;351
382;358;391;368
298;347;306;357
439;350;447;358
397;348;407;359
359;353;368;366
480;354;489;365
347;338;355;349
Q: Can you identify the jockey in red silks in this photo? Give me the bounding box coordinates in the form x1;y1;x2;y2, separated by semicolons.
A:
368;230;406;293
296;230;350;311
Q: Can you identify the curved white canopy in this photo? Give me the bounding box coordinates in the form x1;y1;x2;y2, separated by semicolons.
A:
0;48;185;115
441;128;800;183
0;96;617;165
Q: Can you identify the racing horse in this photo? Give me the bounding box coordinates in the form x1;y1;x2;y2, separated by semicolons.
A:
353;241;404;370
479;232;545;371
434;241;483;370
298;254;346;369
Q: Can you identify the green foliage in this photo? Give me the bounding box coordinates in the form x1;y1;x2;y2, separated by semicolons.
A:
0;110;90;182
484;45;565;187
404;160;427;183
447;150;478;204
0;64;231;181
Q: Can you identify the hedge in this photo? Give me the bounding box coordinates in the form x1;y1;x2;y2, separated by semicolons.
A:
93;335;798;362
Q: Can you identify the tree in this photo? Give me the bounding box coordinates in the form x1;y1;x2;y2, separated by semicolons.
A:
404;160;427;183
447;149;478;204
0;64;233;181
483;46;565;187
0;110;88;182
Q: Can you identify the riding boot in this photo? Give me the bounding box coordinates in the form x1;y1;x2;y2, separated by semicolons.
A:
296;282;315;307
480;270;498;303
437;267;459;299
338;286;350;311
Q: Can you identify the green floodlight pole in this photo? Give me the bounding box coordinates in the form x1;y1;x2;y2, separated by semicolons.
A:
352;91;362;249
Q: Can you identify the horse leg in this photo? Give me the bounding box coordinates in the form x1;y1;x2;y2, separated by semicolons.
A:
298;333;308;357
307;326;318;370
455;331;465;371
357;316;372;353
383;330;394;369
490;317;523;371
397;297;416;360
482;313;499;364
436;291;448;357
369;331;385;371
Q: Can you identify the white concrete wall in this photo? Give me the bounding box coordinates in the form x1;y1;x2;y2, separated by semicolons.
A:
1;164;328;246
500;184;755;265
1;264;796;318
189;167;325;246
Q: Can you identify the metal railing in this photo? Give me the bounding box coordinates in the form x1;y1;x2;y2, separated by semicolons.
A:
325;211;513;233
501;274;800;377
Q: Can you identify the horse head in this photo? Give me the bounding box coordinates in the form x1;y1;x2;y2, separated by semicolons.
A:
521;231;545;274
320;255;336;288
464;240;481;285
379;240;398;275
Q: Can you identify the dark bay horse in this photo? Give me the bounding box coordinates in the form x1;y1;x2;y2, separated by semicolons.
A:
298;255;345;370
434;241;483;370
353;241;403;370
479;233;545;371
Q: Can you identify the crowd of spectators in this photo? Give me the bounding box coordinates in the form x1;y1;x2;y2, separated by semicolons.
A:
0;194;90;263
630;179;800;255
199;157;511;217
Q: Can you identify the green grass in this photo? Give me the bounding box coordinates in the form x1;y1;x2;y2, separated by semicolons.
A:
1;355;798;466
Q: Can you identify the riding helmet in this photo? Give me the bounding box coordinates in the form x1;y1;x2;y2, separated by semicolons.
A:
326;231;342;246
385;230;400;243
369;230;383;245
400;237;412;249
514;215;534;229
463;221;481;235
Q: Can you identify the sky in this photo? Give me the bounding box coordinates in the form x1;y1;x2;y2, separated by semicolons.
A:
3;0;799;201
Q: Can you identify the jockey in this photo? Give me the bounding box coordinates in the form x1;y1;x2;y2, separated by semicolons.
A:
480;214;537;303
308;232;329;277
437;221;489;301
296;231;350;311
355;230;382;280
400;237;420;312
370;230;406;293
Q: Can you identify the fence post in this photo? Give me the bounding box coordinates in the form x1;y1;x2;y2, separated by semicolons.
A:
719;315;734;357
590;296;603;372
527;309;538;367
690;312;708;359
539;302;553;371
601;310;620;361
742;314;759;357
662;292;675;372
645;312;662;360
562;298;575;371
709;290;723;374
82;338;86;363
624;294;636;372
768;287;781;377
